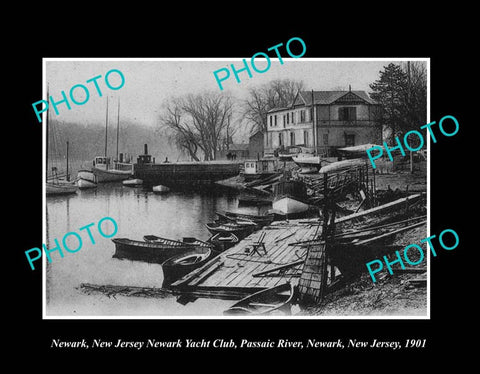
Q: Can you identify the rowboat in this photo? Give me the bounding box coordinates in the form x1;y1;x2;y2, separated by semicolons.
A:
162;247;214;287
223;211;275;227
223;282;296;316
209;232;239;251
143;235;213;248
205;222;257;239
112;237;210;264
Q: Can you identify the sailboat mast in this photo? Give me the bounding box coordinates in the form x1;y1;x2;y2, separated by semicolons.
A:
116;99;120;161
105;96;109;160
66;140;70;181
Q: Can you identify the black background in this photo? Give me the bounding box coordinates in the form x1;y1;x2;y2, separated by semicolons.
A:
10;11;472;366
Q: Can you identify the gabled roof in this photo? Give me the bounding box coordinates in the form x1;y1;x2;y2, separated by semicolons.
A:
293;90;377;106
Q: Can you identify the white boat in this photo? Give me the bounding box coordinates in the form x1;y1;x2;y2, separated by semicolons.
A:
291;153;322;173
272;179;310;215
92;97;134;183
77;169;97;189
123;178;143;186
153;185;170;194
77;178;97;189
272;197;310;215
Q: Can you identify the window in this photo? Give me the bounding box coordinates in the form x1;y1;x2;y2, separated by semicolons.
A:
283;115;286;127
323;133;329;145
339;107;357;121
290;132;295;145
304;130;309;146
274;115;277;126
269;115;272;127
345;134;355;147
278;133;283;146
286;113;289;125
300;110;305;122
291;112;295;124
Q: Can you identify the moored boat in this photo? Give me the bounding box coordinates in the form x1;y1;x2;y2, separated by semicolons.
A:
76;170;97;189
161;247;214;287
223;282;296;316
272;179;310;216
77;178;97;190
153;185;170;194
123;178;143;186
143;235;213;248
205;222;257;239
112;237;210;264
291;153;323;173
209;232;239;251
46;181;78;196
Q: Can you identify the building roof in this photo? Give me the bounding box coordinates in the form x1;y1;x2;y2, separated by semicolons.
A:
295;90;377;106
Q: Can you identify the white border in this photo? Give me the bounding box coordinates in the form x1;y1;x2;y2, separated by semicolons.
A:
42;57;431;320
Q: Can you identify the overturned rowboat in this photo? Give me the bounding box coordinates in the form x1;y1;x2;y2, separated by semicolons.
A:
223;282;296;316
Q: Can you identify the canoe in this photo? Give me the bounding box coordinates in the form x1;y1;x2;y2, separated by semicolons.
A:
161;247;214;287
112;237;208;264
153;185;170;193
123;178;143;186
223;282;296;316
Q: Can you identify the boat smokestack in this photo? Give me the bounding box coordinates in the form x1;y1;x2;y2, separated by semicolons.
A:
144;144;148;155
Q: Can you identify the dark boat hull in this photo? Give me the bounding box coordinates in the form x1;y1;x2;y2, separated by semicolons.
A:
112;238;201;264
162;247;214;287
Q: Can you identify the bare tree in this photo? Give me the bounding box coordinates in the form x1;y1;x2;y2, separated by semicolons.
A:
243;79;304;134
160;92;235;161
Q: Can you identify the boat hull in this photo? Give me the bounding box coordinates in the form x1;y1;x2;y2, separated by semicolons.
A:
272;196;310;215
93;167;132;183
223;282;296;316
112;238;202;264
161;247;214;287
153;185;170;193
77;179;97;189
46;182;78;196
77;170;96;183
123;178;143;186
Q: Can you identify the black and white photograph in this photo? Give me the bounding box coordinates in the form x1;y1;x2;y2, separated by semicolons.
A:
42;58;429;318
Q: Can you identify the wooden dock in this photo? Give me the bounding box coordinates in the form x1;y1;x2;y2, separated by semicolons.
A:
170;219;327;300
169;193;424;301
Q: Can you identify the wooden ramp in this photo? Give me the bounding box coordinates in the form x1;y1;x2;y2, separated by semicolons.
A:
170;219;323;300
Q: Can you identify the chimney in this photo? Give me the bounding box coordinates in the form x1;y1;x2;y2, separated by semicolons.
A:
144;144;148;155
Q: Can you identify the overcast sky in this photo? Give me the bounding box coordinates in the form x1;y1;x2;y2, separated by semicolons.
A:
45;58;425;132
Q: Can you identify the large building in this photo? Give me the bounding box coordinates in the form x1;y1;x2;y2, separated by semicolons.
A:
264;90;382;156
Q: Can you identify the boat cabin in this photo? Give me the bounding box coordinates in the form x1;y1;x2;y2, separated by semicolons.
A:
93;156;110;170
243;158;278;177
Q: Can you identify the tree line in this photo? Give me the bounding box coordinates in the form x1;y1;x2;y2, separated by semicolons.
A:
160;62;427;161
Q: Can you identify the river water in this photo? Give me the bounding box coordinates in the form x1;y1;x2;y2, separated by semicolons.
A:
45;183;264;318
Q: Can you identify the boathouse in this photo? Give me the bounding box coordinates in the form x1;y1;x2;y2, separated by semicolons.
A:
264;89;382;157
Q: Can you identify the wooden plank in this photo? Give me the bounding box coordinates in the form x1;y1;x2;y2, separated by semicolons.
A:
334;194;422;225
354;220;426;246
